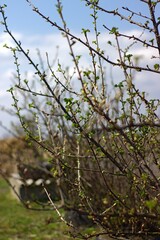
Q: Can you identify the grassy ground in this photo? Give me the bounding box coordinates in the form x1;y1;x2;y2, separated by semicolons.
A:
0;178;78;240
0;178;146;240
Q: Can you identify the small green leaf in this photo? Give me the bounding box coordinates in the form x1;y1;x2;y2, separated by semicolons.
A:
24;79;28;84
125;54;133;62
146;198;157;210
154;63;159;71
81;28;90;34
7;87;14;92
3;43;9;48
1;4;7;8
28;102;35;108
109;27;119;35
64;97;74;106
149;38;154;45
46;101;52;106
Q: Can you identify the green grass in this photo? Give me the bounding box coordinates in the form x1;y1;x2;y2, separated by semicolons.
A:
0;178;74;240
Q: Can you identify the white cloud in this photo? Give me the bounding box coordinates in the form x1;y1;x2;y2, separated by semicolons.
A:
0;32;23;56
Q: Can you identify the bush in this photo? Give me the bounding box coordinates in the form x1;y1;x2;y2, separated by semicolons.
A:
0;1;160;239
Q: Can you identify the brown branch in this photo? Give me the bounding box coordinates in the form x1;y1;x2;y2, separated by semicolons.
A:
25;2;160;74
147;0;160;55
103;24;159;50
84;0;154;32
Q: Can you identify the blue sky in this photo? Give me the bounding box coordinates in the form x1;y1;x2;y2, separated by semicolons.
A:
1;0;150;34
0;0;160;138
